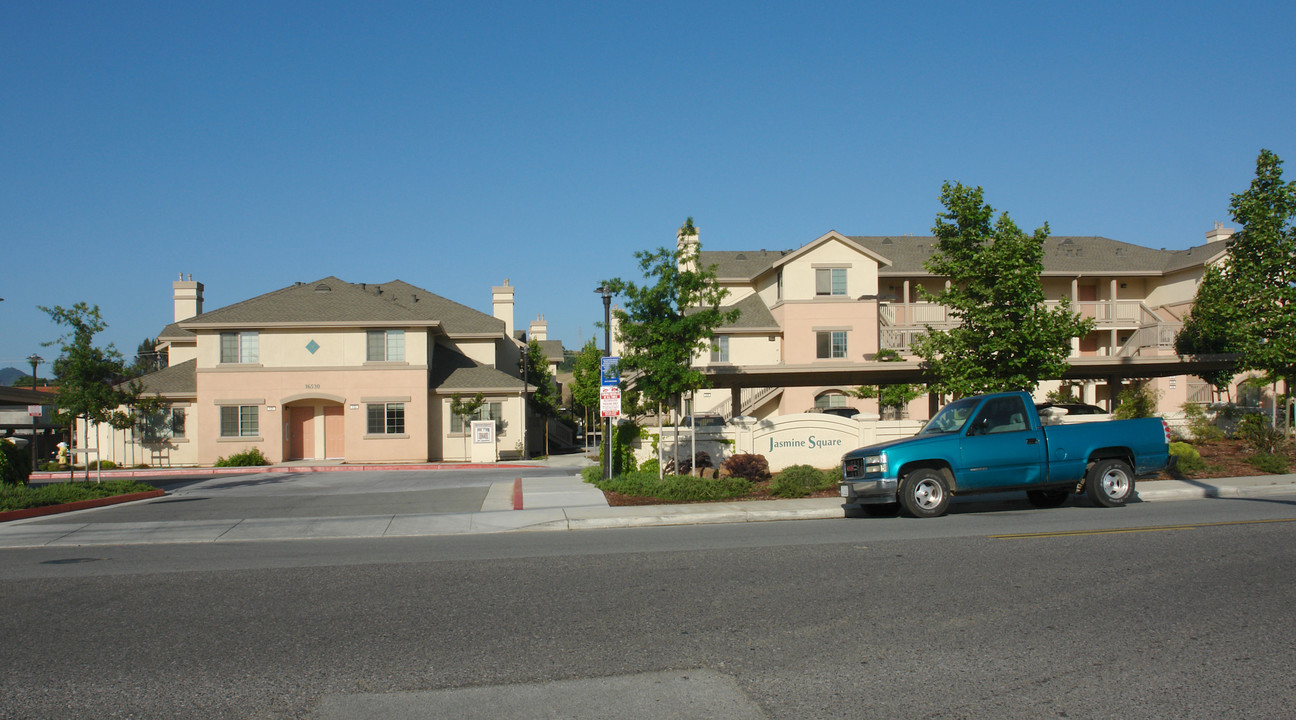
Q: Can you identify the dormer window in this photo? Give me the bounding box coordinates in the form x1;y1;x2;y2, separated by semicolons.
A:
816;268;847;296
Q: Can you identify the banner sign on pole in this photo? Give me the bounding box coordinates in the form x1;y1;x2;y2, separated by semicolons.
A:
600;356;620;387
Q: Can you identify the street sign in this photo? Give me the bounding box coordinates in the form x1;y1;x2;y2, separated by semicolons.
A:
600;386;621;418
600;356;620;386
28;405;42;417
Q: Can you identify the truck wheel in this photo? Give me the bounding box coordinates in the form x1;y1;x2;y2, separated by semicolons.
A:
898;469;951;518
863;502;900;518
1026;489;1070;508
1085;459;1135;507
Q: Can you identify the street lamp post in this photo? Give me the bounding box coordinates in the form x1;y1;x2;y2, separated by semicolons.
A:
28;353;42;472
595;285;613;481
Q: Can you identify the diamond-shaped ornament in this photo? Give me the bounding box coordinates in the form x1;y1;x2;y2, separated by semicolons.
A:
306;340;320;354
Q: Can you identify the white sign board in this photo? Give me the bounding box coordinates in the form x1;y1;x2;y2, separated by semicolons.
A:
600;386;621;418
470;420;497;463
28;405;42;417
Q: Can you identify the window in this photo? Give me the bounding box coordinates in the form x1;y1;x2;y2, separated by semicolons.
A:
220;332;258;364
776;270;783;301
140;407;185;441
815;268;847;296
220;406;259;437
815;392;848;409
816;331;847;359
366;330;405;362
970;396;1029;435
367;402;405;434
710;336;729;363
451;401;502;433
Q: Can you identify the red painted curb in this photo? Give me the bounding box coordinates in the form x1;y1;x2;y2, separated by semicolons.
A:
27;462;536;482
0;489;166;523
512;478;524;510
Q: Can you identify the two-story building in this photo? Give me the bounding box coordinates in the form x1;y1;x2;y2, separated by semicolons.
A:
684;223;1241;421
86;275;544;466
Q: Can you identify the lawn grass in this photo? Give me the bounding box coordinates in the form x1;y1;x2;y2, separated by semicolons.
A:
0;480;160;512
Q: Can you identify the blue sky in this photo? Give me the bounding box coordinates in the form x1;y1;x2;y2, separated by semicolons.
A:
3;1;1293;375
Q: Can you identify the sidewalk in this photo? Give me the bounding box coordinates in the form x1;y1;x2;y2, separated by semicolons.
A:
2;473;1294;549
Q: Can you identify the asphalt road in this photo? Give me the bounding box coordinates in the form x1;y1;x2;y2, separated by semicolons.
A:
3;494;1296;719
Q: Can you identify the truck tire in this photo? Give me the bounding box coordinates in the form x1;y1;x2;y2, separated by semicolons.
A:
898;469;951;518
1085;459;1135;507
1026;489;1070;508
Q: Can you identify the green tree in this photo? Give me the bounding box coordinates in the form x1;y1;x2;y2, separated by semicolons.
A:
912;182;1094;396
1221;149;1296;392
851;349;925;418
40;302;132;479
449;392;485;460
1174;263;1245;400
569;338;604;448
521;339;560;456
604;218;739;473
128;337;165;377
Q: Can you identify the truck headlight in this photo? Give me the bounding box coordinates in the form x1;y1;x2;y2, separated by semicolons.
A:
865;453;887;476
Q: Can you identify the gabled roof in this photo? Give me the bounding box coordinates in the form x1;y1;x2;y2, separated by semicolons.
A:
848;236;1227;277
538;339;565;363
716;293;779;332
429;345;526;393
700;249;793;282
133;359;197;396
157;322;195;342
177;277;504;336
772;231;892;270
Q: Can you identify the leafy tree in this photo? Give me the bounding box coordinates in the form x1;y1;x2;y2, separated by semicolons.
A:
521;339;560;456
1174;263;1245;400
852;349;924;418
1112;383;1160;419
1220;149;1296;392
128;337;165;377
569;338;604;447
603;218;739;473
39;303;132;480
912;182;1094;396
449;391;485;459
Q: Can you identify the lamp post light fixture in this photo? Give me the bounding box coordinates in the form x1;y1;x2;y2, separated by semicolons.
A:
28;353;43;472
595;285;613;481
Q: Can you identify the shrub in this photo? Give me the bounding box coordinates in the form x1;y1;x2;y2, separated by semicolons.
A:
722;454;771;483
214;448;269;467
1246;453;1290;474
0;439;31;486
1236;414;1286;455
1168;442;1207;476
1113;383;1160;420
41;462;64;472
89;460;118;470
589;471;753;502
770;465;840;498
1181;404;1225;443
638;457;660;476
597;421;639;476
0;479;157;512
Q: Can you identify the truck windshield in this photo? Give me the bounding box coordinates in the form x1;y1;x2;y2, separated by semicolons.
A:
918;396;980;435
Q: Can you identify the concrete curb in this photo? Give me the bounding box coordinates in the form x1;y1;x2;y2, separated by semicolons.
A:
0;489;166;523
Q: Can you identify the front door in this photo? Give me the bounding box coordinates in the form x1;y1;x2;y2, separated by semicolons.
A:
323;405;344;459
288;407;315;460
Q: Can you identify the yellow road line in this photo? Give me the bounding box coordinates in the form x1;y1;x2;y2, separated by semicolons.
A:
991;517;1296;539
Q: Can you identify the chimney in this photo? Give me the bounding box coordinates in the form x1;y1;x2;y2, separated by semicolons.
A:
492;279;515;337
529;314;548;342
173;273;204;322
1205;221;1235;243
677;218;699;274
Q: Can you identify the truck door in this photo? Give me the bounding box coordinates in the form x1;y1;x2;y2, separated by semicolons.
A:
958;395;1046;489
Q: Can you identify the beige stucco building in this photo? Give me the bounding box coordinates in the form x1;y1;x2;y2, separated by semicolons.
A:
85;275;547;467
685;222;1255;421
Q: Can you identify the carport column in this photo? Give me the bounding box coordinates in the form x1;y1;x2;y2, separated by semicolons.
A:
730;387;741;419
1108;375;1123;411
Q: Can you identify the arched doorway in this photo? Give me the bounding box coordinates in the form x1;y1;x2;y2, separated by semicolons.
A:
282;400;346;461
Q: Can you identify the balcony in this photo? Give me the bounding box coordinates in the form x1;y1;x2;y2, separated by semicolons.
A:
879;301;1179;357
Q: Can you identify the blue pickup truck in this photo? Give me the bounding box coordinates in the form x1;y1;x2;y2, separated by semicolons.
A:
839;391;1172;518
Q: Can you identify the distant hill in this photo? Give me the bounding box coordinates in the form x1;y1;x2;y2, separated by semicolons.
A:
0;367;32;386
